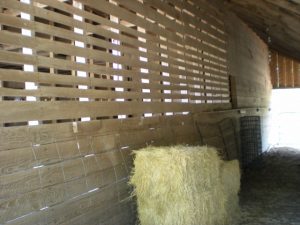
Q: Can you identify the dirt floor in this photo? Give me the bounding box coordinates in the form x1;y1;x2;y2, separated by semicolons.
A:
238;147;300;225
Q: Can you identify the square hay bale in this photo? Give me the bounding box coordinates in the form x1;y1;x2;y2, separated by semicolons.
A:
221;160;241;224
130;145;240;225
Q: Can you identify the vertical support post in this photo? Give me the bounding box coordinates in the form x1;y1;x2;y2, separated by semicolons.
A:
229;75;237;109
0;7;3;127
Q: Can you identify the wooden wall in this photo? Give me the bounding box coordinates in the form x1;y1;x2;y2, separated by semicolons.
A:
0;0;272;224
225;12;272;155
0;108;267;225
225;13;272;108
0;115;201;225
269;50;300;88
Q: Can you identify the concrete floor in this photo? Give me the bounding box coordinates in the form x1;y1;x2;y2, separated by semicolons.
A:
239;147;300;225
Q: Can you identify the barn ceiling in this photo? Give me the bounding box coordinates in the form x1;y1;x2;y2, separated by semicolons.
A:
224;0;300;61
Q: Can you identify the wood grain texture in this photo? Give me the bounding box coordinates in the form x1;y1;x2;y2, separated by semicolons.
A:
269;50;300;88
0;107;269;224
225;0;300;61
225;12;272;108
0;0;231;126
0;0;272;224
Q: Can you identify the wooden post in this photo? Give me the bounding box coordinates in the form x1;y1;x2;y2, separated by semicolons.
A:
0;7;2;128
229;75;238;109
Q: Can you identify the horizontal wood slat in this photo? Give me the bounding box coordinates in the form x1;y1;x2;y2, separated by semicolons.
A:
0;13;227;72
0;70;229;93
0;31;228;78
0;101;231;123
112;0;226;46
0;0;227;65
0;87;230;101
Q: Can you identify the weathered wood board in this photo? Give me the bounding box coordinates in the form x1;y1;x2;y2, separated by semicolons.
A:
0;0;272;224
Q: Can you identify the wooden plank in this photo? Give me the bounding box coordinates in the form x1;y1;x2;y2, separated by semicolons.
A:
3;179;128;225
0;46;228;84
277;54;286;87
0;86;231;102
0;114;191;151
76;0;227;59
0;151;126;204
0;1;227;67
114;0;226;47
0;68;229;93
0;12;227;70
0;115;216;202
57;188;133;225
286;58;294;87
269;51;278;88
0;74;229;102
0;109;254;152
1;125;178;182
0;29;227;77
0;79;229;99
185;35;227;59
0;147;36;175
0;135;120;176
0;114;217;199
0;30;229;80
294;62;300;87
167;0;225;31
0;128;163;223
0;101;231;123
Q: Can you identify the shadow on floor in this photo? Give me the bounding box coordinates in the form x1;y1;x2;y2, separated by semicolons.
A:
239;147;300;225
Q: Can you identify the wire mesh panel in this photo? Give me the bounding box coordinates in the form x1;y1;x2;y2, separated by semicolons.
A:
240;116;262;167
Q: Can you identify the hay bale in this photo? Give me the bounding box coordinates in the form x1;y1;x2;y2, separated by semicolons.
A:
221;160;241;224
130;145;240;225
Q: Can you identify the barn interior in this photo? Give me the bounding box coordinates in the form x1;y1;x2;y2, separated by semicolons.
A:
0;0;300;224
